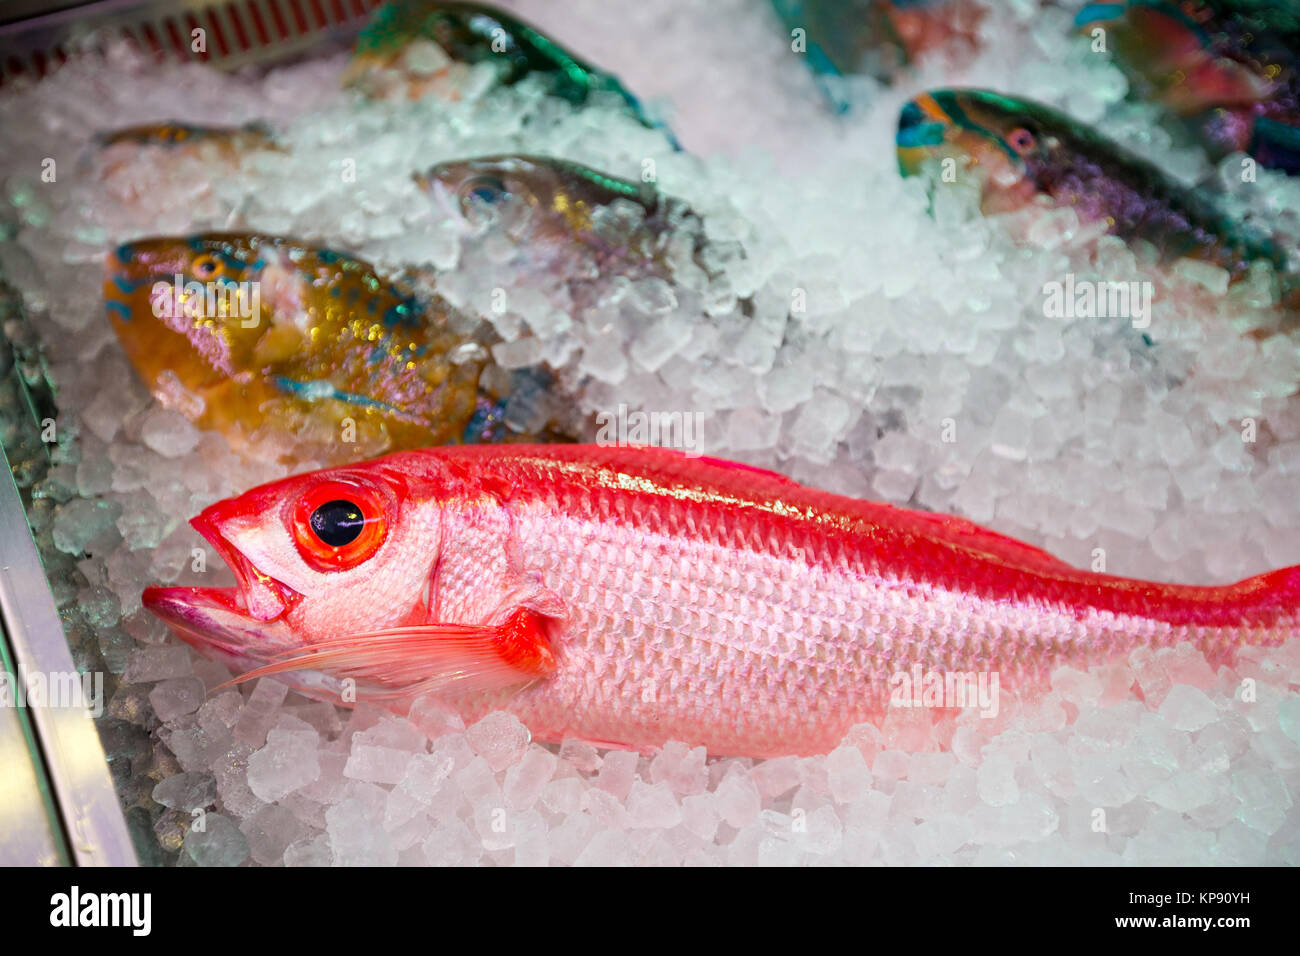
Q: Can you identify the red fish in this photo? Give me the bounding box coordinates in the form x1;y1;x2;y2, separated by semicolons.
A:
143;444;1299;757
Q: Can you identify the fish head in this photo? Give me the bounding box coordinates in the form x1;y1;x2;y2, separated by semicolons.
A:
105;234;275;389
416;154;575;243
897;89;1057;214
104;233;404;382
416;153;653;258
143;454;445;694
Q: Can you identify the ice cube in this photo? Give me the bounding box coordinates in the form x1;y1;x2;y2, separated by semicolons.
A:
242;804;311;866
465;711;531;771
151;771;217;812
503;747;558;810
140;407;201;458
626;780;683;829
715;770;761;828
246;724;321;802
1158;685;1218;732
184;813;249;867
148;677;206;721
232;679;290;747
825;745;872;804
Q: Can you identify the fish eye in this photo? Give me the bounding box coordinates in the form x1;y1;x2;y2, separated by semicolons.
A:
291;479;388;571
192;254;222;279
1007;127;1037;155
311;500;366;546
459;175;509;219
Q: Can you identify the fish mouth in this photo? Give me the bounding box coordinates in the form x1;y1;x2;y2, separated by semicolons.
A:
142;504;304;674
103;243;151;323
896;94;956;175
102;239;198;326
416;169;474;232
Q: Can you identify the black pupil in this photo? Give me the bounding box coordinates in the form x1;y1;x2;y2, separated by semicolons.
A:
310;499;366;547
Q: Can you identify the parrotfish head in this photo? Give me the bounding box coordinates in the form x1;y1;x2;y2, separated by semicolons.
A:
106;233;460;457
143;454;445;697
105;235;271;380
897;89;1062;213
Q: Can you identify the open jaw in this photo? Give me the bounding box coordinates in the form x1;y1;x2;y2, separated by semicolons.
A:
141;509;312;687
414;171;482;237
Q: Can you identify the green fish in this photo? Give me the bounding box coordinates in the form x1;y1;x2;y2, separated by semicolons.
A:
1074;1;1300;174
344;1;679;147
416;153;698;277
414;154;751;316
897;88;1299;323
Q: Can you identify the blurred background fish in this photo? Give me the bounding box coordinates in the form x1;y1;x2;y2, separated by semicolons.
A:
1076;0;1300;173
96;121;277;154
92;121;278;180
89;122;280;230
416;152;758;330
897;87;1300;327
770;0;987;112
343;1;679;146
104;233;571;463
416;154;705;293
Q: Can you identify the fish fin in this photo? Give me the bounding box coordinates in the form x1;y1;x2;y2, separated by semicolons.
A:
628;447;799;487
222;607;556;698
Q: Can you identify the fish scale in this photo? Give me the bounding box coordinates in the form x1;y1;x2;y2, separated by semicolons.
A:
404;452;1282;754
144;445;1299;756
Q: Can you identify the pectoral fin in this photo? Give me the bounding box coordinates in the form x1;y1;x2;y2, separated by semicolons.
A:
223;607;556;700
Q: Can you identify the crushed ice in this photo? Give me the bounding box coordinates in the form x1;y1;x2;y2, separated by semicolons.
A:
0;0;1296;865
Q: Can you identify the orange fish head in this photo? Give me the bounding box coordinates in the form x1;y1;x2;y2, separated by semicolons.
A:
143;455;444;696
104;235;269;383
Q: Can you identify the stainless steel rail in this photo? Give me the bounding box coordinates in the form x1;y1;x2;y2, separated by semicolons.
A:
0;0;384;867
0;442;137;865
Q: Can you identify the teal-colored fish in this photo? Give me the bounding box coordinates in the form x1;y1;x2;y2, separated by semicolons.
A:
770;0;987;112
1075;1;1300;173
897;88;1300;324
344;1;680;148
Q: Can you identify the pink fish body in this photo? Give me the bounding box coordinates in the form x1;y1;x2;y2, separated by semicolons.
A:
144;445;1299;757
